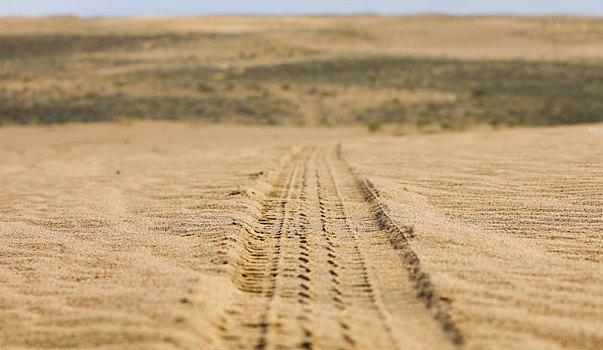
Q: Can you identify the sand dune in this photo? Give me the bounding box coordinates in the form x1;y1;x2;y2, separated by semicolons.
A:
0;122;601;349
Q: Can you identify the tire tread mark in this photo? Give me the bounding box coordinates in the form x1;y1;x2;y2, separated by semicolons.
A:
219;144;463;349
321;147;401;350
220;147;309;349
311;147;357;348
336;143;465;346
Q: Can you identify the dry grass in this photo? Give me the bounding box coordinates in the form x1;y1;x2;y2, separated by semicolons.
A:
1;15;602;128
2;15;603;58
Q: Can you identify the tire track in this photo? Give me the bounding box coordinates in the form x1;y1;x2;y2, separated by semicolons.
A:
333;144;465;347
220;147;309;349
305;147;355;349
220;144;462;349
315;146;399;349
340;145;464;346
260;147;313;349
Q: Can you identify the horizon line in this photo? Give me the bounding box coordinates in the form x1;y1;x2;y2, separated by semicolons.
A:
2;12;603;19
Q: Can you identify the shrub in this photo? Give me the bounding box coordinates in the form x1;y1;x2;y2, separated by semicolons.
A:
367;121;382;132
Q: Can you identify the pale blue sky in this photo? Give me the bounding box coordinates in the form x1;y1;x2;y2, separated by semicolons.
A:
1;0;603;17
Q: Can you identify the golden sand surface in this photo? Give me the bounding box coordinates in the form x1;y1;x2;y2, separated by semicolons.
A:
0;122;601;349
343;125;603;349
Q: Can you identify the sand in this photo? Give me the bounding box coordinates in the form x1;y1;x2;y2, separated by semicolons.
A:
343;125;603;349
0;122;601;349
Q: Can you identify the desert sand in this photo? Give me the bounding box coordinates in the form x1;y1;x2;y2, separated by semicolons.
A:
0;122;601;349
1;13;603;350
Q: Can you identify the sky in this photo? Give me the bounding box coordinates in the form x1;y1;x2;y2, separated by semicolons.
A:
1;0;603;17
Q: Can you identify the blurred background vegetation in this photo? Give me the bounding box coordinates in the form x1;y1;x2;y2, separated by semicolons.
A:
1;15;602;131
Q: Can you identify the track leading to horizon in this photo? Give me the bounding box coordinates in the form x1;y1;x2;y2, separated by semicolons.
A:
218;144;462;350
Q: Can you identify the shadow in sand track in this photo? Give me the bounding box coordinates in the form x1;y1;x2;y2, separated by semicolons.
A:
219;144;463;349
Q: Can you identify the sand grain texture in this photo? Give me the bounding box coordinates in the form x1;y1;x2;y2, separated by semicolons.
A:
0;122;601;349
343;125;603;349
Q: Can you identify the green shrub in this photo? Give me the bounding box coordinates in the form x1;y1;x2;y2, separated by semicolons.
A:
367;121;382;132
